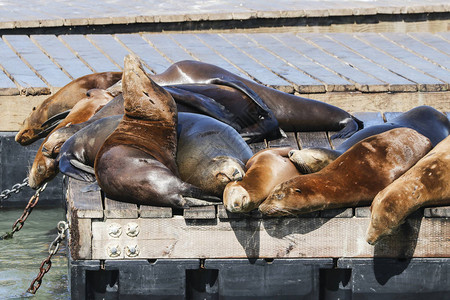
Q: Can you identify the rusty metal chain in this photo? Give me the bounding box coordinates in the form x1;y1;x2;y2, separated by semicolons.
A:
0;177;29;200
0;183;47;240
27;221;69;295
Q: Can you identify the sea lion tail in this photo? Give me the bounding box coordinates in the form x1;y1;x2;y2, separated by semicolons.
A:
330;116;364;139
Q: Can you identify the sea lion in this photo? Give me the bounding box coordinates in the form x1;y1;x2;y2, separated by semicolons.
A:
149;60;363;138
28;89;113;189
223;147;300;213
16;72;122;145
289;106;450;173
259;128;433;216
94;55;217;208
367;135;450;245
177;112;253;196
59;112;252;196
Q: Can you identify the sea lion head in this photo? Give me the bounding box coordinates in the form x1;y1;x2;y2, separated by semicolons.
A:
289;148;340;174
42;124;80;159
223;183;254;213
28;151;58;189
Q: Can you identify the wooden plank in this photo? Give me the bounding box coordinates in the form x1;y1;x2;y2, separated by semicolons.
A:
195;33;293;92
355;33;449;86
168;33;250;79
183;206;216;219
320;208;353;218
3;35;72;88
267;132;298;149
59;35;121;72
297;132;330;149
275;33;385;93
248;141;267;154
142;33;196;63
0;69;18;95
424;207;450;218
384;112;402;122
104;197;138;219
355;207;371;218
140;205;173;218
115;34;171;74
382;33;450;71
91;217;450;259
326;33;428;92
249;33;354;92
66;179;103;219
86;34;132;69
222;33;324;93
0;38;48;93
31;35;93;79
68;218;92;260
412;33;450;57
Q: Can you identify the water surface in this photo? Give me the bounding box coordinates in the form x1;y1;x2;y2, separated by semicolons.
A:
0;207;69;299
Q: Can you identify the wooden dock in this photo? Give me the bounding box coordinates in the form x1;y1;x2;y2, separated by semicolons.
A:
65;111;450;261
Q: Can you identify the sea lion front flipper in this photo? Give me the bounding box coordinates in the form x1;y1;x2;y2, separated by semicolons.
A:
58;156;96;182
183;197;221;207
164;86;242;131
330;117;364;139
41;110;71;129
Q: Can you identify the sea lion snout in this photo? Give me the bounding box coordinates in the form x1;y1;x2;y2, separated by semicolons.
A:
223;184;253;212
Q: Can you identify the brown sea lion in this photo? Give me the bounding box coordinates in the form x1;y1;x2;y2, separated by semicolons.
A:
259;128;433;216
28;89;113;189
94;55;217;208
58;112;252;197
223;147;300;213
367;135;450;245
16;72;122;145
289;106;450;173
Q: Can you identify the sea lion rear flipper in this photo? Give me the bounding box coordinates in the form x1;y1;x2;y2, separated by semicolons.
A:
165;86;242;131
330;117;364;139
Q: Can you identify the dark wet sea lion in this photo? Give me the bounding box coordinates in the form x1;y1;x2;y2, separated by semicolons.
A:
367;135;450;245
94;55;217;207
28;90;114;189
223;147;300;213
289;106;450;173
259;128;432;216
177;113;253;196
149;60;363;137
16;72;122;145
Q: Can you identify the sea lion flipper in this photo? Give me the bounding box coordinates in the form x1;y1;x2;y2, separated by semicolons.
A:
183;197;220;207
207;78;271;116
330;117;364;139
81;182;101;193
165;86;242;131
70;159;95;175
40;110;71;129
58;156;96;182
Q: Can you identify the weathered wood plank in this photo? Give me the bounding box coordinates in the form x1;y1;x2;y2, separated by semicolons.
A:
196;33;293;92
67;179;103;219
31;35;93;79
267;132;298;149
297;132;330;149
0;38;48;93
382;32;450;71
142;33;196;63
3;35;72;88
139;205;173;218
248;140;267;155
355;207;371;218
169;33;250;79
412;33;450;57
183;206;216;219
276;33;385;92
0;69;18;95
59;35;120;72
87;34;131;69
68;218;92;260
104;197;138;219
223;33;325;93
91;217;450;259
326;33;423;92
250;33;354;92
320;208;353;218
115;34;171;74
356;33;449;87
424;207;450;218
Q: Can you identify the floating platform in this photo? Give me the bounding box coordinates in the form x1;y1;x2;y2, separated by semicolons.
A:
65;112;450;299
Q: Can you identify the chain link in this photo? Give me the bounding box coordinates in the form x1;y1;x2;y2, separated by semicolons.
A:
27;221;68;295
0;177;29;200
0;183;47;240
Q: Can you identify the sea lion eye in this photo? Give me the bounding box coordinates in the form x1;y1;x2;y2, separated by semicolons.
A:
295;189;302;194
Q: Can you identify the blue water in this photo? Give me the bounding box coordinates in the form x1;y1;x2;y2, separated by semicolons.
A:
0;207;69;299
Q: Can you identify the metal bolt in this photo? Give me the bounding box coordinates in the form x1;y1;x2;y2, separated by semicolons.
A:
125;245;139;257
108;223;122;238
126;222;139;237
107;245;121;257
